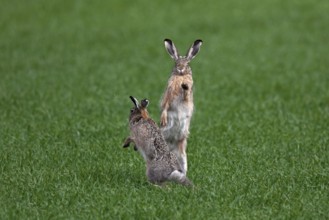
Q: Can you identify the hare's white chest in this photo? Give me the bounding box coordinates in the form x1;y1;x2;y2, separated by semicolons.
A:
162;97;193;141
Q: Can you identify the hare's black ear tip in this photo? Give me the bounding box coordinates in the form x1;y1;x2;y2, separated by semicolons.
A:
130;96;139;108
129;96;136;103
196;39;203;44
164;39;172;44
141;99;149;107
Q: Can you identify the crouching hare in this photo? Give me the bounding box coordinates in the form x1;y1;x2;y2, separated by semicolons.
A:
160;39;203;174
123;96;192;186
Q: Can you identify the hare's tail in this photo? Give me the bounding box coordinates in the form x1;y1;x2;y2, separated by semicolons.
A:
169;170;193;187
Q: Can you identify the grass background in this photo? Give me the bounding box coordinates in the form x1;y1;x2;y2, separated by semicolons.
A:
1;0;328;219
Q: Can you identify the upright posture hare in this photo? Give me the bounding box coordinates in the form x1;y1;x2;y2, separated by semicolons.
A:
160;39;203;174
123;96;192;186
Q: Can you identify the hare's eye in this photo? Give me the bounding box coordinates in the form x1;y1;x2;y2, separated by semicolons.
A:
130;109;134;113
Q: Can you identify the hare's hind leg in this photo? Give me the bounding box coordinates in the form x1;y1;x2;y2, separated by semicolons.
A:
168;170;193;186
178;138;188;174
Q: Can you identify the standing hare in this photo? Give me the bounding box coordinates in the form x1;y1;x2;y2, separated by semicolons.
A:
160;39;203;174
123;96;192;186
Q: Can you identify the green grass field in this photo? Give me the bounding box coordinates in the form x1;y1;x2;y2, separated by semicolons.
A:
1;0;328;219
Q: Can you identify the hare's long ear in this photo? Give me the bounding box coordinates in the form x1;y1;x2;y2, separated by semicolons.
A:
164;39;179;60
140;99;149;108
130;96;140;109
186;39;203;61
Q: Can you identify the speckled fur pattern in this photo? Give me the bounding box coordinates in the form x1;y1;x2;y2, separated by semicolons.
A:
123;96;192;186
160;39;202;174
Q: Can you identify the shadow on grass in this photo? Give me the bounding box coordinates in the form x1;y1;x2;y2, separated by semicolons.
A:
76;163;149;189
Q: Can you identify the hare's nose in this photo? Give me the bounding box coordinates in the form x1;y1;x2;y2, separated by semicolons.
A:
177;67;185;74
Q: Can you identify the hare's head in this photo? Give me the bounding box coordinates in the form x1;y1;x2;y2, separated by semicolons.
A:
129;96;149;123
164;39;202;76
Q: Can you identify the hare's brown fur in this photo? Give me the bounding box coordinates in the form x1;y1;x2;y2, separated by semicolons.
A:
161;74;193;104
123;96;192;186
160;39;202;174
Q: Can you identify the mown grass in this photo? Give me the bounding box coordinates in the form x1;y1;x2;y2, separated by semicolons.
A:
1;0;328;219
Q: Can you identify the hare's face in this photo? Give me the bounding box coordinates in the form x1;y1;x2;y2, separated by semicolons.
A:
129;107;141;122
130;107;139;116
174;57;191;75
164;39;202;76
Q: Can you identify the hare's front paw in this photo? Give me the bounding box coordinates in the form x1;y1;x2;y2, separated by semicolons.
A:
181;83;189;90
160;111;167;127
123;137;133;148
